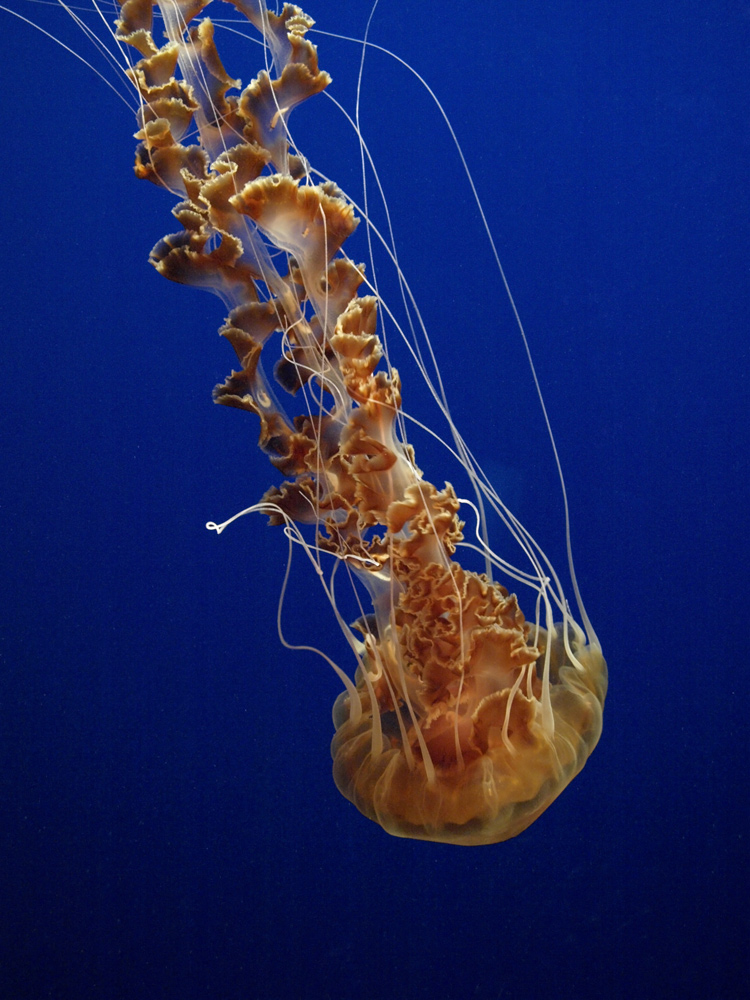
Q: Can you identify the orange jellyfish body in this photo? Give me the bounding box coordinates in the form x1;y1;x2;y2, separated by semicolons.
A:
116;0;607;844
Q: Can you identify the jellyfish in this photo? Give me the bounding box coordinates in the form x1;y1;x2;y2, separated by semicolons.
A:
101;0;606;844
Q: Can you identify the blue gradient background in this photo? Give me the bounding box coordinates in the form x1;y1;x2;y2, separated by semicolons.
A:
1;2;747;998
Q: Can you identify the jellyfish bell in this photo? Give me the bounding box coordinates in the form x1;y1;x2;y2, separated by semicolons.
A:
333;623;606;846
11;0;607;844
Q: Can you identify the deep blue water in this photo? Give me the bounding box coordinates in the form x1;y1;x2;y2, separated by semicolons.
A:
1;2;748;998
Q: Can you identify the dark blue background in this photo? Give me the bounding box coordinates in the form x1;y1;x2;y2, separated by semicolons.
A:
2;1;748;998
